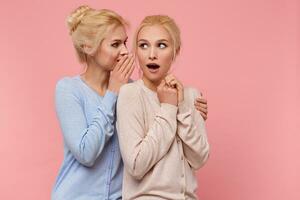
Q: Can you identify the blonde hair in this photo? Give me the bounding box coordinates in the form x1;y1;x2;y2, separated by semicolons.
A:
133;15;181;58
67;5;128;63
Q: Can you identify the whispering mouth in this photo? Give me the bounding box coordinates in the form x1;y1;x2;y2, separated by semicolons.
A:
146;63;160;69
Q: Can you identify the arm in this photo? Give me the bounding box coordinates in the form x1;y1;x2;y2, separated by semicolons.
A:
55;79;117;167
116;84;177;180
177;88;210;170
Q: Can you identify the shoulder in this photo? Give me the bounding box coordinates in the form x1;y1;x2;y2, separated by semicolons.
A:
55;76;81;97
56;76;75;89
118;81;143;104
119;81;142;97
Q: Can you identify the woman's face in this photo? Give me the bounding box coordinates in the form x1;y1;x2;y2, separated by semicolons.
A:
94;25;128;71
136;24;174;84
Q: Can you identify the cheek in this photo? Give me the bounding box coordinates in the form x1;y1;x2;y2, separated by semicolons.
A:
161;50;174;68
137;50;147;65
102;48;118;64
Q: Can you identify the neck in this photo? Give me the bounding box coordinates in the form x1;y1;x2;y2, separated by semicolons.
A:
142;76;161;92
81;61;110;96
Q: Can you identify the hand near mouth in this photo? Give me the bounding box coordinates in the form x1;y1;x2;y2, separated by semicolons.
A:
108;54;135;93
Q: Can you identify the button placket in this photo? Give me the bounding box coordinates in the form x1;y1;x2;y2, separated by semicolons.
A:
176;136;187;196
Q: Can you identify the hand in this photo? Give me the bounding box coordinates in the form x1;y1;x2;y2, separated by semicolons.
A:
164;74;184;103
157;79;178;106
108;54;135;93
194;96;208;120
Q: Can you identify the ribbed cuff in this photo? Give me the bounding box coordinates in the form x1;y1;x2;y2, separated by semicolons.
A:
160;103;178;117
178;101;190;114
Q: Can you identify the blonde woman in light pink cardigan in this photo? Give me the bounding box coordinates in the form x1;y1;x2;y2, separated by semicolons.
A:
117;15;210;200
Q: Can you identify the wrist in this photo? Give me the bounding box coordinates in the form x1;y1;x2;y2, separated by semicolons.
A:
161;101;177;106
108;86;119;94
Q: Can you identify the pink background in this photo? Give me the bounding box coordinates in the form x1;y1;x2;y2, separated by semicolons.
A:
0;0;299;199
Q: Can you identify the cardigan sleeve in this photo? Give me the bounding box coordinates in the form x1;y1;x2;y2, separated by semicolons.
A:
176;88;210;170
55;78;117;167
116;84;178;180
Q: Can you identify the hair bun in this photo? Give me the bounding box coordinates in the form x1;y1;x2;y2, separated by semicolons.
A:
67;5;91;34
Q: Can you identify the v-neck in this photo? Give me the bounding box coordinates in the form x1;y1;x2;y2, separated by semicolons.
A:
76;75;104;99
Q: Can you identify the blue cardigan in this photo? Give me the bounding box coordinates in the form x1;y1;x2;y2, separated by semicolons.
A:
52;76;123;200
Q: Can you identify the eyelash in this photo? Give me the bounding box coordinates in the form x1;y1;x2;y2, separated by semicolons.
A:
139;43;148;49
112;41;127;48
158;43;167;49
138;43;167;49
111;43;120;48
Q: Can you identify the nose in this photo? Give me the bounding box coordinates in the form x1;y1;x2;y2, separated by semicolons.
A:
120;45;129;56
148;47;157;60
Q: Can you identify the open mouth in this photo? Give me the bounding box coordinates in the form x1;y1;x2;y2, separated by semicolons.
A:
146;63;160;69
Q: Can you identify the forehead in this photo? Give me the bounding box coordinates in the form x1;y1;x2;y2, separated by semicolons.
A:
104;25;127;41
138;25;171;41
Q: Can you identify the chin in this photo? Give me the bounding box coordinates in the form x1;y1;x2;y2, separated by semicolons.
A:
104;64;114;71
144;73;164;84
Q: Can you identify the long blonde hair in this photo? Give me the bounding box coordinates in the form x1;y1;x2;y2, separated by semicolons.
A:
67;5;128;63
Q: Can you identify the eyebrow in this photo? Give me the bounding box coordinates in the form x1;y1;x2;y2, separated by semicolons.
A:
157;39;169;43
112;37;128;42
138;39;169;43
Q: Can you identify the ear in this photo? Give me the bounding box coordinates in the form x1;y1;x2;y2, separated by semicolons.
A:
176;47;180;56
172;47;180;61
82;44;93;55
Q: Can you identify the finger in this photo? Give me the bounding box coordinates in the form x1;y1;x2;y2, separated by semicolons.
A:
169;80;177;88
195;106;208;114
164;77;172;86
119;54;132;72
172;79;183;89
169;75;183;89
196;108;207;119
194;101;208;109
114;55;128;71
199;111;207;120
164;74;175;85
125;60;135;79
124;55;135;75
195;97;207;104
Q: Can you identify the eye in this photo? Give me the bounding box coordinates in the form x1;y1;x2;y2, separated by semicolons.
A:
111;42;120;48
158;43;167;49
139;43;148;49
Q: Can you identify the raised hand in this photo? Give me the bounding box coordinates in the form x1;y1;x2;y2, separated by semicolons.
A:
157;79;178;106
108;54;135;93
164;74;184;103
